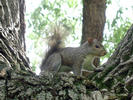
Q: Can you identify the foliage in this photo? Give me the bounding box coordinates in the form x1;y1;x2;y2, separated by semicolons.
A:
28;0;82;37
106;0;112;5
103;7;132;60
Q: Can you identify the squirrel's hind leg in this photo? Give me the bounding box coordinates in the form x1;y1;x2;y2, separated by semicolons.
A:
41;53;61;75
72;63;82;76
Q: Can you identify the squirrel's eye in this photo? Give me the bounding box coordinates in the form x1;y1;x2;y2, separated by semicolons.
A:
95;45;100;48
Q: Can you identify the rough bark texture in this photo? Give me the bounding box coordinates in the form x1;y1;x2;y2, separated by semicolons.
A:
0;0;133;99
0;0;26;51
0;72;108;100
82;0;106;67
0;0;29;70
0;0;30;77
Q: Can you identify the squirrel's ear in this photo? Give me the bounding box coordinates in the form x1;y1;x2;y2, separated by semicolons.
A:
88;37;93;44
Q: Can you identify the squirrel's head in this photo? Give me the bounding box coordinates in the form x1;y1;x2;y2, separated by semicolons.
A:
87;37;107;56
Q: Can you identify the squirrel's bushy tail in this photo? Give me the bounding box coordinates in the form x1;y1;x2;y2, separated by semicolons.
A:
40;25;68;70
48;25;68;53
48;26;68;50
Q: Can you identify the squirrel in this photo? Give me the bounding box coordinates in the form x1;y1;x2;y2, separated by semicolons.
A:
40;26;107;76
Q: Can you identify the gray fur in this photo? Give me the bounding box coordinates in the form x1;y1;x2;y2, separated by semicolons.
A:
40;39;106;76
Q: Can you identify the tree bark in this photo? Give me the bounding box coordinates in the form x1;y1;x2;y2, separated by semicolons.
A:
0;0;29;72
0;0;133;99
82;0;106;67
81;0;106;43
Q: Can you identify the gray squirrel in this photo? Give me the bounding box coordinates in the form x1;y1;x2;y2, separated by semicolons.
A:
40;26;107;76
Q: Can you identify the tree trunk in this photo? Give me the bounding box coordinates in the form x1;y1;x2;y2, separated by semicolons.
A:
0;0;30;98
0;0;29;71
81;0;106;43
0;0;133;99
82;0;106;67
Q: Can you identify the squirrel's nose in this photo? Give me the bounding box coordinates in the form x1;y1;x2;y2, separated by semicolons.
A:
101;51;107;56
103;51;107;55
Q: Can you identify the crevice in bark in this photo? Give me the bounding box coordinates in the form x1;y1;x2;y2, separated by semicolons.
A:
1;0;12;27
5;76;8;100
19;0;26;51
